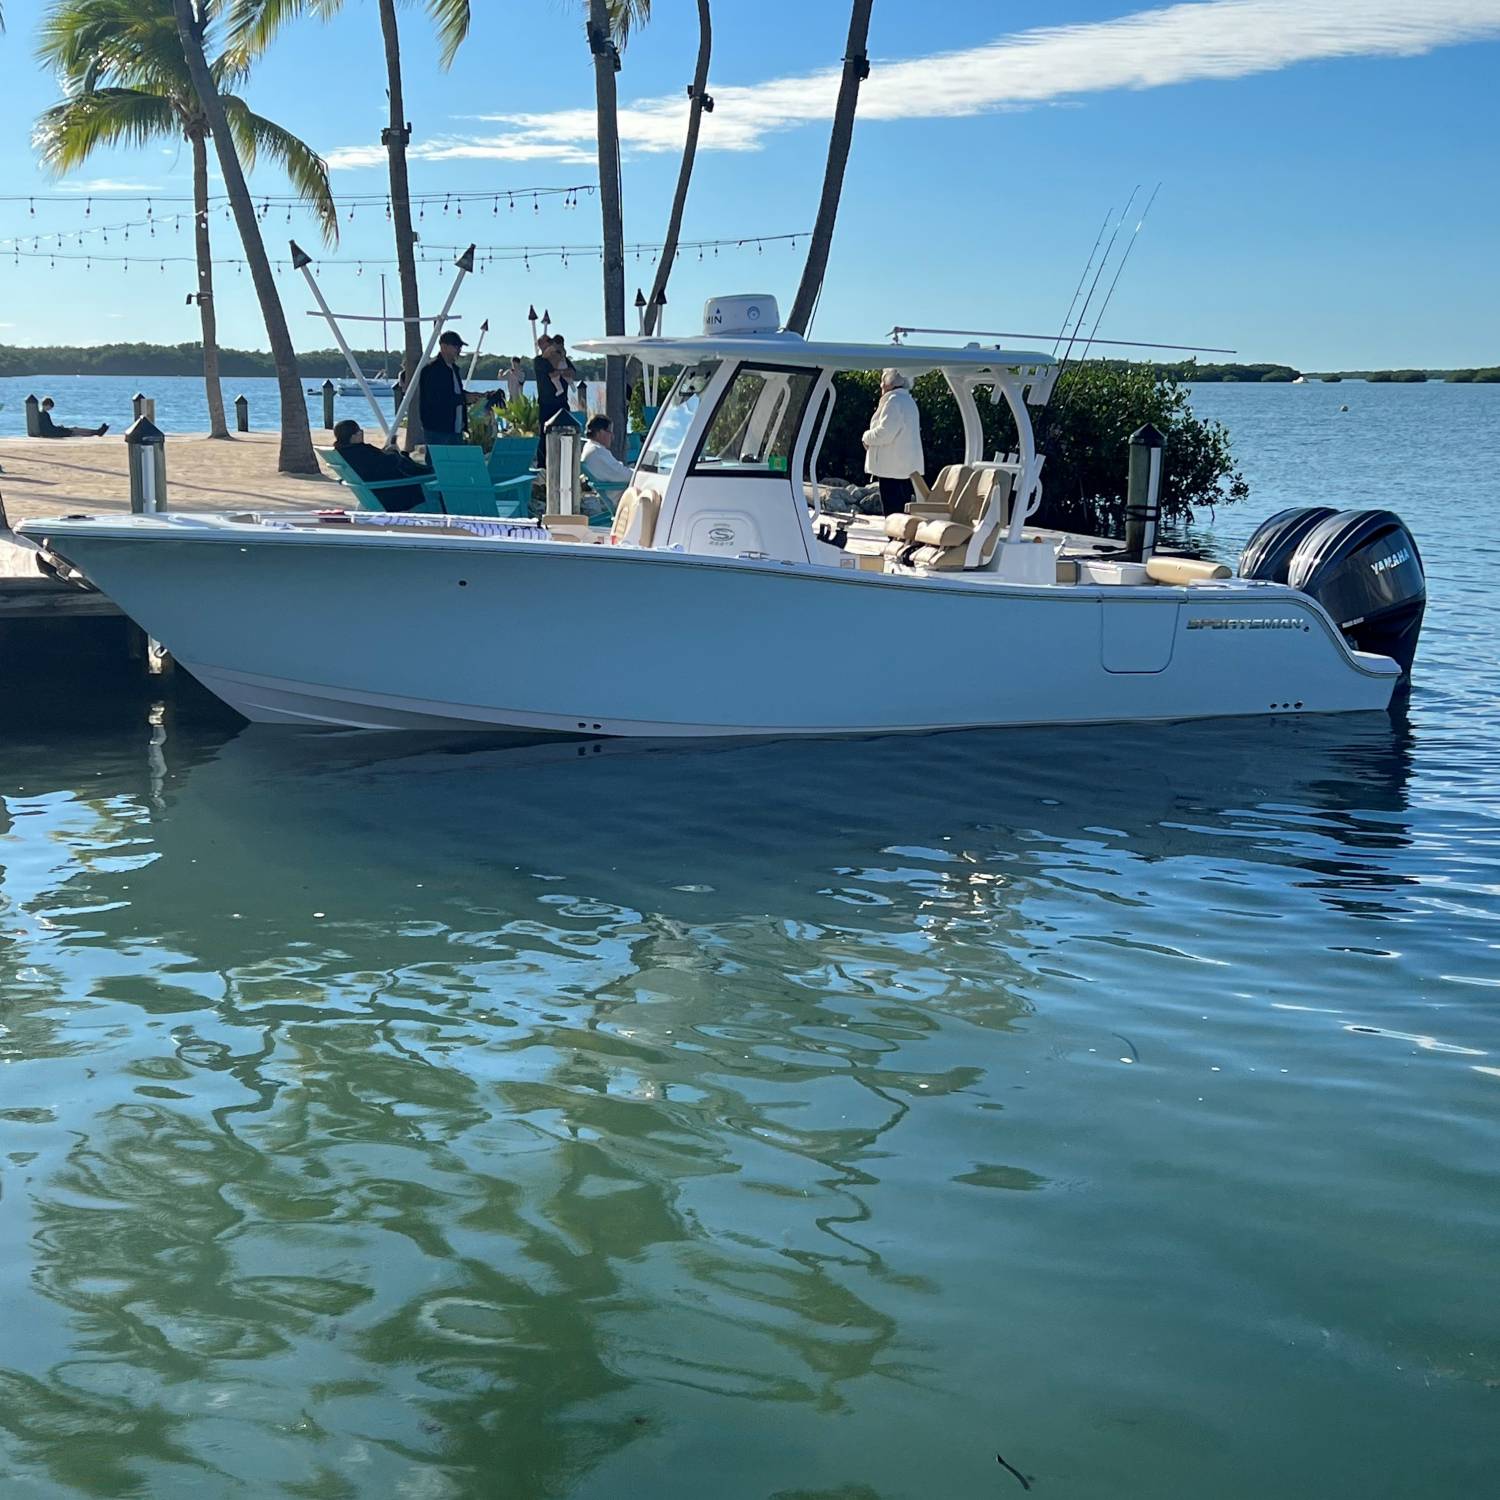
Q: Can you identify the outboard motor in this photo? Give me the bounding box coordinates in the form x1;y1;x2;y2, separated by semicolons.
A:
1285;509;1426;678
1237;506;1338;583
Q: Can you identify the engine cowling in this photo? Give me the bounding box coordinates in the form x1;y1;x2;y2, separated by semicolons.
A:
1237;506;1339;584
1285;509;1426;678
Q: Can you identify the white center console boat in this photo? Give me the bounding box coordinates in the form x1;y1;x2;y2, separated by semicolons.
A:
19;294;1425;735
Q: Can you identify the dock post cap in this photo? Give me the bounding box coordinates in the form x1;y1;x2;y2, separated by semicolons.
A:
1129;422;1165;448
290;241;312;270
124;416;165;446
321;378;336;391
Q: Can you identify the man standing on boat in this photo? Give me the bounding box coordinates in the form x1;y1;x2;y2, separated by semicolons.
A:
418;330;480;446
862;369;925;515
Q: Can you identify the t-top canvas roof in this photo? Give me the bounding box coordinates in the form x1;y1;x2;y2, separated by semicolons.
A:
574;332;1057;372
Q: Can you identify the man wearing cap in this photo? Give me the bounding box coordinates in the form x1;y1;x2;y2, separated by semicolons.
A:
418;329;479;446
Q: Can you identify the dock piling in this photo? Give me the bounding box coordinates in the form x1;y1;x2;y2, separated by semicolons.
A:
125;417;168;515
321;379;336;430
235;394;250;433
24;394;41;437
130;392;157;423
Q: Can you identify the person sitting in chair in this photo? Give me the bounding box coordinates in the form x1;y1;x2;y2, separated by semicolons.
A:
332;420;433;512
37;397;107;438
581;415;633;488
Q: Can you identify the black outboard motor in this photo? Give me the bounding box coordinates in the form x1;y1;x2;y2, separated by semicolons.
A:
1237;506;1339;584
1284;509;1426;678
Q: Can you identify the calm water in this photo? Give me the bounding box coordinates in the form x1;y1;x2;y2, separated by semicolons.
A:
0;374;600;437
2;384;1498;1498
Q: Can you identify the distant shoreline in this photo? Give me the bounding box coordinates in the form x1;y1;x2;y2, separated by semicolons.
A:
2;344;1495;385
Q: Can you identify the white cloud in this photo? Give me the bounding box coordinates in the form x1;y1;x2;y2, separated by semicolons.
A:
57;177;162;193
326;0;1500;170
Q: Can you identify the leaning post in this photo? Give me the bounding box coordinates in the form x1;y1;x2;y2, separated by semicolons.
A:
1124;422;1165;562
234;394;249;433
125;416;168;515
321;379;336;431
23;394;41;437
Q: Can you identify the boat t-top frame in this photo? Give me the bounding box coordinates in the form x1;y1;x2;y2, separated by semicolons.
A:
580;303;1059;567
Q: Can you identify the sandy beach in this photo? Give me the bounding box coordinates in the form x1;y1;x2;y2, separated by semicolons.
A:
0;430;341;521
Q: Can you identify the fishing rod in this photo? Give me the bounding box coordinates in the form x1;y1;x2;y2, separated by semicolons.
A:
1055;186;1138;376
1074;183;1162;367
1052;206;1113;356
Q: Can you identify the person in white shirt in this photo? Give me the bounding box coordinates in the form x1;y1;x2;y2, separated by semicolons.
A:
861;368;926;515
505;356;525;405
581;415;634;488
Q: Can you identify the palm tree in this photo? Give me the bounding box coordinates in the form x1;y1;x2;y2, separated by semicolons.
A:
161;0;319;469
234;0;471;448
36;0;335;449
642;0;709;337
587;0;649;453
785;0;874;335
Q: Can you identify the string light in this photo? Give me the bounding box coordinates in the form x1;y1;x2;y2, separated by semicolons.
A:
4;231;807;272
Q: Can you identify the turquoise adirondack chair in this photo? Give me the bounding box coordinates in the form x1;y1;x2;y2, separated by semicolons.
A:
625;431;643;463
425;444;510;518
317;447;443;514
485;435;540;517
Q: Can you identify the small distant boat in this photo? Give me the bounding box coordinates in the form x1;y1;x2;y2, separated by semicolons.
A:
1340;403;1350;412
1293;376;1307;384
337;372;398;397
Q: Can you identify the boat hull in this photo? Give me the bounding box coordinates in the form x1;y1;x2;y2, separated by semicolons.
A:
25;520;1400;734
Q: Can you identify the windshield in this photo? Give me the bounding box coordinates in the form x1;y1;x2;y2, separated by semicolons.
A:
692;364;817;476
640;360;720;475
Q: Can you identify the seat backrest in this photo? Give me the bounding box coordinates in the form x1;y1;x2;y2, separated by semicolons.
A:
610;487;659;547
486;435;536;483
318;447;381;510
428;444;500;518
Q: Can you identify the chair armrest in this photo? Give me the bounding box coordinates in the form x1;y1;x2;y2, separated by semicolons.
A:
492;473;536;495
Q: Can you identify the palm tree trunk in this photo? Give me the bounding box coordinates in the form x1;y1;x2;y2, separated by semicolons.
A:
191;130;229;439
643;0;710;337
785;0;874;336
378;0;424;450
172;0;316;473
588;0;627;454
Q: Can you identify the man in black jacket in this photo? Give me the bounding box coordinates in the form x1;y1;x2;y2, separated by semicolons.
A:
332;420;435;511
418;330;478;445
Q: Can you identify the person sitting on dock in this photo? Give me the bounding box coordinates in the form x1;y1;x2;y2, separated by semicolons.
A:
861;369;925;515
418;330;480;446
37;398;107;439
332;420;433;512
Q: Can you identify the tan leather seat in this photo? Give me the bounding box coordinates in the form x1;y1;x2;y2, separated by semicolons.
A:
885;513;922;543
610;487;659;547
906;464;972;518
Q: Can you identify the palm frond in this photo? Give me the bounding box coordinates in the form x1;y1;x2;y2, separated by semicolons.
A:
220;94;340;247
34;86;179;172
608;0;650;48
426;0;471;69
228;0;342;60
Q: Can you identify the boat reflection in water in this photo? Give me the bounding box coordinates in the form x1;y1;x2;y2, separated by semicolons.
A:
12;713;1492;1500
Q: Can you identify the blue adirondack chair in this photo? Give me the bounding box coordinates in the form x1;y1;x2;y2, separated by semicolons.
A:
625;431;643;462
425;444;509;518
485;435;540;517
317;447;443;514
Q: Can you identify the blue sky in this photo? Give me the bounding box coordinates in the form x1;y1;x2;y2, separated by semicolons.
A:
1;0;1497;367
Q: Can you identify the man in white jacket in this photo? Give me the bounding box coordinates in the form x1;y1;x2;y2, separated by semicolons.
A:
861;368;926;515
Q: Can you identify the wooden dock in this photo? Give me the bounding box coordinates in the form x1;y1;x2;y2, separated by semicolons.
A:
0;527;123;620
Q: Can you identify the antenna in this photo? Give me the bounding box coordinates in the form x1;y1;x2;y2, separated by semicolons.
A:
1055;187;1138;376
